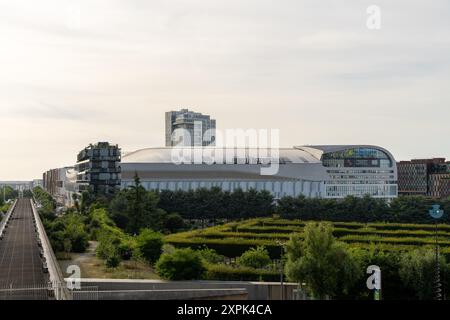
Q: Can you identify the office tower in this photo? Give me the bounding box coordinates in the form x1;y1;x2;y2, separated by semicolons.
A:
165;109;216;147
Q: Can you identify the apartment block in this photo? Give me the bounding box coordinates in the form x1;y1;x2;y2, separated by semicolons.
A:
397;158;450;198
165;109;216;147
76;142;121;196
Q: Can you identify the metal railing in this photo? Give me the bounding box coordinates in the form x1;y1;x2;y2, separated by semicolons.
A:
0;282;51;300
30;199;72;300
0;199;17;239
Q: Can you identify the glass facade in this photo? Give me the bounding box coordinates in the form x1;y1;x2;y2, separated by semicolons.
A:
322;148;397;200
122;179;323;199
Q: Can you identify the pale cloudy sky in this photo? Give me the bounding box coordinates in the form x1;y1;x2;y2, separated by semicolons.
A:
0;0;449;180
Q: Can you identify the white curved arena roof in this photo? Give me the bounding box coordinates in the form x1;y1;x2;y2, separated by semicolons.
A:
122;147;322;164
121;145;395;165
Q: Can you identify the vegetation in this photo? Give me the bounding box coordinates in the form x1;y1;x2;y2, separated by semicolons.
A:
30;181;450;299
204;264;279;282
285;222;359;299
164;218;450;259
277;194;450;224
196;247;226;264
236;246;272;269
157;187;274;222
108;175;165;234
398;248;448;300
163;217;450;299
44;213;89;253
155;248;206;280
135;229;164;264
0;203;11;215
33;186;57;220
34;186;164;270
0;186;18;207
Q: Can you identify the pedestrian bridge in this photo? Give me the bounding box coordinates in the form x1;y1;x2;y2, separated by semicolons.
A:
0;198;70;300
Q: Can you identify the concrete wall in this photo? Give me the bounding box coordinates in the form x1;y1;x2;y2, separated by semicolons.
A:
75;279;298;300
73;288;248;300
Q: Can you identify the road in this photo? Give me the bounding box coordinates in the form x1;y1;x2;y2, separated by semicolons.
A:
0;198;49;299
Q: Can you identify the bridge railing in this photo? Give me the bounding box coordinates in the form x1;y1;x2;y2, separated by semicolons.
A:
0;199;17;239
30;199;72;300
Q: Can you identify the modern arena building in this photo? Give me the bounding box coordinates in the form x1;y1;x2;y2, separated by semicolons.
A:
120;145;398;201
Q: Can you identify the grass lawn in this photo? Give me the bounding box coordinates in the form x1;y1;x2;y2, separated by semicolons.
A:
58;241;160;280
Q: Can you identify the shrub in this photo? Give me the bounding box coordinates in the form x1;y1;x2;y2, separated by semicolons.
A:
136;229;164;264
237;246;272;269
97;233;122;268
105;253;121;268
155;248;206;280
45;213;89;253
118;238;136;260
163;213;186;233
196;247;225;264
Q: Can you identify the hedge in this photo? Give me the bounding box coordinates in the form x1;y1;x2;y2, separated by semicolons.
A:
251;218;450;232
165;236;282;258
205;264;280;282
234;225;450;239
165;218;450;258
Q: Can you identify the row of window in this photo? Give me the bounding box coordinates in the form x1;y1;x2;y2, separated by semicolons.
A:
326;184;397;198
122;180;323;198
327;169;395;174
325;180;397;185
328;175;395;180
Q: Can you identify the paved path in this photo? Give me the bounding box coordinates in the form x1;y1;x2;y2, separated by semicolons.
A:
0;199;49;299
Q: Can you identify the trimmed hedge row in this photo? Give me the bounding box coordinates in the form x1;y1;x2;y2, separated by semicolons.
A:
198;231;291;241
339;235;450;246
234;225;450;239
165;236;281;258
167;232;450;259
252;218;450;232
205;264;279;282
166;218;450;258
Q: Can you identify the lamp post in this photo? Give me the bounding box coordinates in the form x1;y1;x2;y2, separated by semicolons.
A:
429;204;444;300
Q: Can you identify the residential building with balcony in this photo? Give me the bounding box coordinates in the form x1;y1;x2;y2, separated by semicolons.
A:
76;142;121;196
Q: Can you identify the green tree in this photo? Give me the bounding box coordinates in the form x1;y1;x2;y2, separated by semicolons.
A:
97;232;122;268
163;213;186;233
109;191;130;230
128;173;146;234
399;248;447;300
155;248;206;280
135;228;164;264
285;222;359;299
112;174;166;234
237;246;272;269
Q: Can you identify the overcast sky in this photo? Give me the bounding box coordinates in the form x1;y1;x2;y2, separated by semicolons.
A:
0;0;449;180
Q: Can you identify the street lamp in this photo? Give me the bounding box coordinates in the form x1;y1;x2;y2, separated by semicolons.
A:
429;204;444;300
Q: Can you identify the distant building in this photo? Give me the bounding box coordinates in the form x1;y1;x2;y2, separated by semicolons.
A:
32;179;43;189
0;181;33;191
165;109;216;147
75;142;121;196
121;145;398;201
397;158;450;198
43;167;77;206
